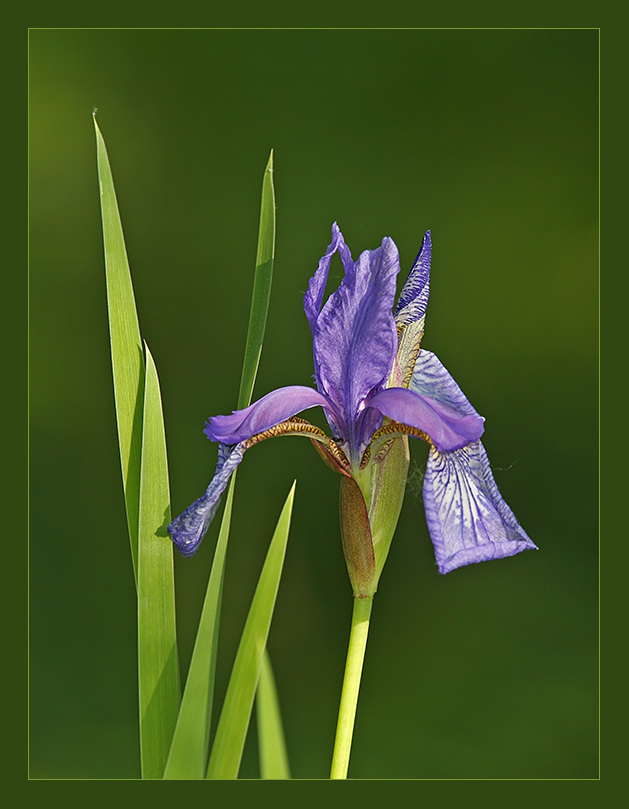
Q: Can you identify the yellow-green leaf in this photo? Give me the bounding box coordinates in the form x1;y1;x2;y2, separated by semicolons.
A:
137;343;180;778
94;115;144;582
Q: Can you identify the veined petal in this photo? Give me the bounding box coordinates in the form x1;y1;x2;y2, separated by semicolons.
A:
422;440;537;574
303;222;353;334
314;236;400;447
394;231;431;324
168;442;245;557
368;385;484;451
394;231;431;386
205;385;341;444
410;349;482;421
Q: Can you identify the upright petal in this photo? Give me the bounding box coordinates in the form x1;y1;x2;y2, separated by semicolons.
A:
394;231;431;323
422;440;537;574
303;222;353;335
314;237;400;454
394;231;431;385
205;385;342;444
168;442;246;557
367;385;484;451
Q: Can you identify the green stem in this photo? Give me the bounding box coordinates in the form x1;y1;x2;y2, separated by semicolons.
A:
330;596;374;779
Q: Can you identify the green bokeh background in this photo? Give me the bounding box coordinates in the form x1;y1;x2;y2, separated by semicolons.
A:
29;29;598;779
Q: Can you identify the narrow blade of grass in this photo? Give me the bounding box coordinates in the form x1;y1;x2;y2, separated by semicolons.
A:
163;475;236;779
138;342;180;779
94;114;144;583
164;150;278;777
206;482;296;780
257;650;291;779
237;150;275;410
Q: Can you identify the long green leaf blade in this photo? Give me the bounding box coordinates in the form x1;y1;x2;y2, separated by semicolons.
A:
138;343;180;779
241;150;290;779
256;650;291;779
237;150;275;410
169;152;282;778
94;114;144;582
164;151;277;777
163;475;236;779
206;482;296;780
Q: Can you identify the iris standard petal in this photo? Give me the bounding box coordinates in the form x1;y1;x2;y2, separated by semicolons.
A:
314;237;400;440
168;442;246;557
394;231;431;386
303;222;353;334
368;385;484;452
394;230;431;323
422;440;537;574
205;385;341;444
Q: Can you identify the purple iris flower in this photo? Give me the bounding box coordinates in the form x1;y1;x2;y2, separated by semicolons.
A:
168;223;536;574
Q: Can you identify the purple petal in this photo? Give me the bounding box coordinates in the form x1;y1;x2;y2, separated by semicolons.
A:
168;442;246;557
205;385;340;444
368;385;484;451
303;222;353;334
422;440;537;574
394;231;431;385
394;230;431;326
410;349;482;421
314;237;400;453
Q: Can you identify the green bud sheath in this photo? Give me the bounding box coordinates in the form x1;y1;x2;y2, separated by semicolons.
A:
339;475;377;598
369;435;410;584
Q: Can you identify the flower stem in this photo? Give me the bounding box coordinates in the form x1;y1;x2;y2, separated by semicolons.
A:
330;595;374;779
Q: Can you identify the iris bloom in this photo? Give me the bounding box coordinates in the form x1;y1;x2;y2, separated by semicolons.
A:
168;224;535;588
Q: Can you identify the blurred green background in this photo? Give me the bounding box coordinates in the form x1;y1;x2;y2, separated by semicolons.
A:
29;29;598;779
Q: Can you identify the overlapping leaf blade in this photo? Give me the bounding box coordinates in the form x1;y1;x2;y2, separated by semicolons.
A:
137;344;180;778
163;477;235;779
96;118;179;778
206;483;296;780
165;150;288;779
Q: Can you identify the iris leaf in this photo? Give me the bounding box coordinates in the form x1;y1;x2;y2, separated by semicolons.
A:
95;118;179;778
237;150;275;410
94;114;144;583
164;150;282;778
256;650;291;779
163;476;236;779
137;343;180;778
206;482;296;780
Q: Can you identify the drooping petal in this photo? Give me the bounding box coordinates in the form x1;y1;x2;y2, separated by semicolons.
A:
410;349;482;420
303;222;353;334
370;348;485;450
422;440;537;574
367;385;484;452
205;385;341;444
313;237;400;455
168;442;246;557
394;231;431;386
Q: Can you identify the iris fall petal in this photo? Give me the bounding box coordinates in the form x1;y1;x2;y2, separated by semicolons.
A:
422;440;537;574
